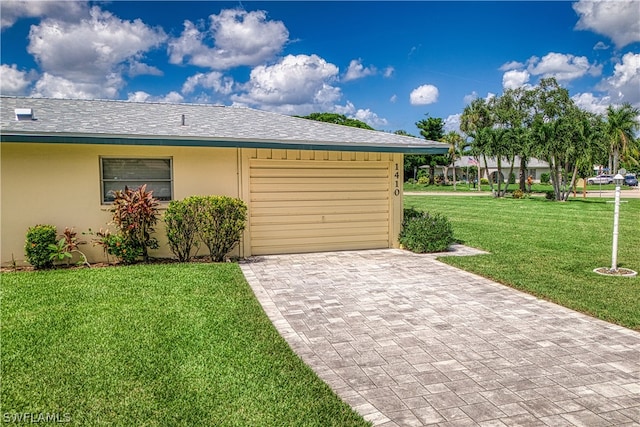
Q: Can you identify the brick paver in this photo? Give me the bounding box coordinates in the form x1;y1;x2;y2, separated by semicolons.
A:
239;248;640;426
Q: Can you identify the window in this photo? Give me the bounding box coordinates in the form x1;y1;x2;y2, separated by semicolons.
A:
101;158;173;203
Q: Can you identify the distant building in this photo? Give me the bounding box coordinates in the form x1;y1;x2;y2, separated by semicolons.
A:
429;156;551;183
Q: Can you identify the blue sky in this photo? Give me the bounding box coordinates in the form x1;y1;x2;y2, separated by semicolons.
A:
1;1;639;135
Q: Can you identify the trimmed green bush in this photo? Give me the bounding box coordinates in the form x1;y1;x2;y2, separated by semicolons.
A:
540;173;550;185
25;225;57;269
399;208;454;253
192;196;247;262
512;189;525;199
164;198;200;262
480;178;489;185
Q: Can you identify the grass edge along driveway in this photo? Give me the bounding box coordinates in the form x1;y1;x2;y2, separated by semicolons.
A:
405;195;640;331
1;263;370;426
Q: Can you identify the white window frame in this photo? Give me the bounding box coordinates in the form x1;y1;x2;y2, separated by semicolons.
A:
100;157;174;204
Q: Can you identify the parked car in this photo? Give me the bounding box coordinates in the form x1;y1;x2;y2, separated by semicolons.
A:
624;174;638;186
587;174;613;185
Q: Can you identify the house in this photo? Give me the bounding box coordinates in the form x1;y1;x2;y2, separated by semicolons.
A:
431;156;551;183
1;97;447;265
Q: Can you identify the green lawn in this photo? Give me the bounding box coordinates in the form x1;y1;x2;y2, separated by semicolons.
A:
404;181;636;193
405;195;640;330
1;263;369;426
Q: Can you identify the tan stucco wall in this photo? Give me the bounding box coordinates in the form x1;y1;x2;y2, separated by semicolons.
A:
1;143;240;266
1;143;403;267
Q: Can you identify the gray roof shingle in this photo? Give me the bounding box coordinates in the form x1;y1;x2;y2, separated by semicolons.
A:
1;97;448;153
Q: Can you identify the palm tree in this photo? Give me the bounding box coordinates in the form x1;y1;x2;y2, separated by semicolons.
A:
441;131;467;189
605;103;640;174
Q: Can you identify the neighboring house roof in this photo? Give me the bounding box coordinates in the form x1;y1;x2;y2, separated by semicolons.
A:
430;156;550;169
0;97;448;154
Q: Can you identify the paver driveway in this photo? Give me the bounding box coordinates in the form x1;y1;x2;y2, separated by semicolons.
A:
240;249;640;426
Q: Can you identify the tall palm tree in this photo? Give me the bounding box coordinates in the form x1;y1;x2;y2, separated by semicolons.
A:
606;103;640;173
441;131;467;188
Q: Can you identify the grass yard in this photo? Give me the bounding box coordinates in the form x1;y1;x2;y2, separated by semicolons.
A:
403;181;636;193
1;263;369;426
405;195;640;330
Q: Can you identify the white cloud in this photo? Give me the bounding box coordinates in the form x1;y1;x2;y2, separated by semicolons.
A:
128;62;163;78
333;101;388;128
463;91;478;105
390;94;397;103
444;114;462;133
502;69;530;90
32;73;121;99
343;59;376;82
409;84;439;105
168;9;288;70
182;71;234;95
383;66;394;78
27;6;166;99
572;92;612;115
0;64;35;95
126;91;184;103
231;54;340;111
499;61;524;71
598;52;640;105
1;0;88;29
573;0;640;48
593;41;610;50
527;52;601;82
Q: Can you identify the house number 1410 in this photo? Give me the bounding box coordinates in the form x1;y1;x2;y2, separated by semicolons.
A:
394;163;400;196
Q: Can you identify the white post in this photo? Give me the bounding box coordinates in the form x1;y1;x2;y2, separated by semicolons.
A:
611;174;623;271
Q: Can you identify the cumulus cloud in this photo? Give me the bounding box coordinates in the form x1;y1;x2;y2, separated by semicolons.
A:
573;0;640;48
499;61;524;71
231;54;340;112
383;66;395;78
343;59;376;82
444;114;462;133
127;91;184;103
598;52;640;105
572;92;612;115
502;69;531;90
593;41;610;51
334;101;387;127
463;91;479;106
390;94;398;103
409;84;439;105
0;64;35;95
526;52;601;82
1;0;88;29
168;9;288;70
31;73;121;99
182;71;234;95
27;6;166;99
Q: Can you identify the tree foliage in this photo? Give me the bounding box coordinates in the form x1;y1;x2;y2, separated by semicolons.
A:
298;112;374;130
414;116;448;184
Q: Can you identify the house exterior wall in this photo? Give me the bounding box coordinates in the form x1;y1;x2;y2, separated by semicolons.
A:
1;143;403;266
1;143;240;266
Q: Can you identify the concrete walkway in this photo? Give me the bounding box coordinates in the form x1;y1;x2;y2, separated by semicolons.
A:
240;249;640;426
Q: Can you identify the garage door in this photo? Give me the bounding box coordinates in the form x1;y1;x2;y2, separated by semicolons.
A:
249;159;391;255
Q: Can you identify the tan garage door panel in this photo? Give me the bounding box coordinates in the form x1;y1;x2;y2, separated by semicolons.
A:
249;160;390;255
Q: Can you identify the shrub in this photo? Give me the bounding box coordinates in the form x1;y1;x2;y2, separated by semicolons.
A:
92;229;142;264
164;198;200;262
48;227;90;267
540;173;550;185
25;225;57;269
545;190;556;200
192;196;247;262
512;189;525;199
417;175;429;185
509;173;516;184
480;178;489;185
110;185;160;262
399;208;454;253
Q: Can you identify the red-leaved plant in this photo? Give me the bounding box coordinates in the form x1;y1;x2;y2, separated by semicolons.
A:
110;185;160;262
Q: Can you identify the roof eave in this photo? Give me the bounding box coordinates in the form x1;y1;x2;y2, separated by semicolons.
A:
0;132;449;154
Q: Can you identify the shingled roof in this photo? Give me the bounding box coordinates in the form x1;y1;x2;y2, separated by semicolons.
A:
1;97;448;154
